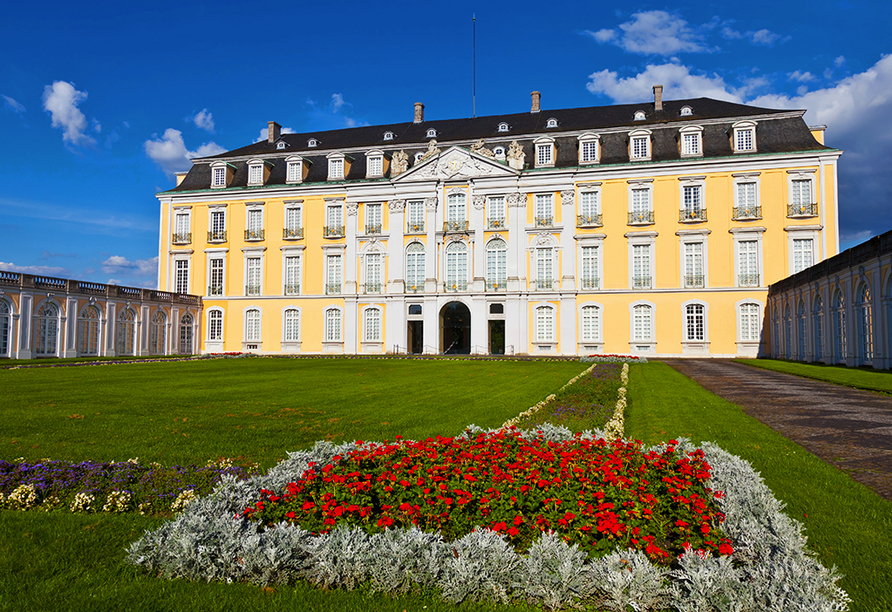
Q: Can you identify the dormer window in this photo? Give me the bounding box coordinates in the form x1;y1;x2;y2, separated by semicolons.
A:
276;141;287;150
732;121;757;153
414;152;424;163
578;133;600;164
679;126;703;157
680;106;693;116
534;137;555;167
247;159;266;186
383;131;394;141
546;117;559;128
366;150;385;178
426;128;437;138
634;110;647;121
327;153;346;180
286;156;305;184
493;146;506;159
497;122;509;133
629;129;652;161
308;138;319;148
210;162;233;188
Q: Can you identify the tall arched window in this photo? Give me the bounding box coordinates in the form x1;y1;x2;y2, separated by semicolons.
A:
0;300;11;358
325;308;342;342
445;192;467;230
364;307;382;342
179;313;194;354
485;238;507;291
783;303;793;358
581;305;601;342
245;308;261;343
35;302;60;356
116;308;136;356
445;241;468;292
832;290;846;363
405;242;425;293
857;283;873;362
632;304;653;342
684;303;706;341
535;305;554;342
797;299;807;359
812;295;824;360
207;309;223;341
283;309;300;342
738;302;760;342
149;311;167;355
78;305;101;356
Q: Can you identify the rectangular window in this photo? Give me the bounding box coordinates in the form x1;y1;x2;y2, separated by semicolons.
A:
365;203;383;234
578;191;601;226
683;242;704;288
209;209;226;241
368;156;383;177
536;307;554;342
791;179;812;205
682;185;703;218
246;208;263;240
485;242;506;290
365;253;382;293
685;304;705;341
737;240;759;286
632;244;651;289
325;205;344;236
633;305;652;341
536;248;553;290
212;166;226;187
792;238;814;274
326;254;342;294
245;257;261;295
736;128;754;151
535;194;553;227
284;255;301;295
681;132;701;156
208;310;223;341
739;303;760;342
581;305;600;342
287;161;302;183
734;182;759;219
487;196;506;228
175;259;189;294
248;164;262;185
406;244;425;292
284;309;300;342
174;212;190;242
364;309;381;342
325;309;342;342
329;158;344;179
629;187;653;224
581;140;598;162
284;206;302;238
245;310;261;342
631;136;649;159
208;258;224;295
407;200;425;232
581;245;599;289
445;246;468;291
536;144;553;166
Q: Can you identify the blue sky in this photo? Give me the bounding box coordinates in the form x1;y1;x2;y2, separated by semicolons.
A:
2;0;890;288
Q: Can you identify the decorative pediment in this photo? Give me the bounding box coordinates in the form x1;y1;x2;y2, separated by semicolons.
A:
394;146;518;182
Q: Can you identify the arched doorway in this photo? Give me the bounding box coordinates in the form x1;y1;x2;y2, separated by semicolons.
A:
441;302;470;354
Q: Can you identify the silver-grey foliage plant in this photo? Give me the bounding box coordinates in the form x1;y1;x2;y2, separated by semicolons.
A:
126;427;850;610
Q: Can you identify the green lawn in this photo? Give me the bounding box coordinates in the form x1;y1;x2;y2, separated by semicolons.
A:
626;362;892;612
735;358;892;394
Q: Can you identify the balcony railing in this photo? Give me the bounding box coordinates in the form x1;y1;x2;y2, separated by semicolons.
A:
486;280;506;292
364;282;382;294
534;216;553;228
580;277;600;290
283;227;304;239
407;221;425;233
325;283;341;294
245;284;261;296
628;211;654;225
679;208;707;222
324;225;345;237
443;220;469;232
405;282;424;293
207;230;227;242
739;273;761;287
577;214;603;227
684;274;705;288
535;279;554;291
632;275;652;290
172;232;191;244
284;283;300;295
445;280;468;292
487;218;507;230
732;205;762;220
207;285;223;296
365;224;382;235
787;202;818;218
244;229;265;241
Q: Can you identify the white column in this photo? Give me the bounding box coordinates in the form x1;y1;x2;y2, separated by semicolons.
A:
424;197;438;292
560;189;576;290
507;192;525;290
18;293;33;359
423;295;439;353
472;193;486;287
560;295;576;355
470;295;487;354
388;200;405;293
344;201;358;294
65;297;78;357
385;295;406;353
344;297;358;354
139;304;150;356
106;302;117;356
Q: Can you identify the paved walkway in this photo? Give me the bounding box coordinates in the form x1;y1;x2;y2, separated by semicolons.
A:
661;359;892;501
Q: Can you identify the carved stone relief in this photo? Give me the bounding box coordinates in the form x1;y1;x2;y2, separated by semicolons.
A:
419;139;441;162
346;202;359;216
388;199;406;212
507;141;525;170
391;150;408;176
470;139;495;158
424;196;438;212
472;195;485;210
507;192;525;208
561;190;576;206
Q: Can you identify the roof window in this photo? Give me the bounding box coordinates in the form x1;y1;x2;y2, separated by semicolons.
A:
498;122;509;133
546;117;559;128
308;138;319;148
634;110;647;121
383;131;394;141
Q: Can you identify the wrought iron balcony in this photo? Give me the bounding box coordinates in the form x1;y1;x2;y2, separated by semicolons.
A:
445;280;468;292
207;284;223;296
487;218;507;230
284;283;301;295
732;205;762;220
207;230;227;242
534;216;553;228
628;211;654;225
486;280;506;292
365;224;382;235
787;202;818;218
684;274;705;288
244;229;265;241
679;208;707;222
535;279;554;291
577;214;603;228
172;232;191;244
325;283;342;295
407;221;425;233
245;284;261;296
364;282;382;294
580;277;600;290
323;225;345;237
738;273;761;287
632;275;652;290
443;220;469;232
405;282;424;293
283;227;304;239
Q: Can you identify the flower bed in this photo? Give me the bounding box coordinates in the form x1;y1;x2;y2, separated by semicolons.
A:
580;354;648;364
0;458;252;515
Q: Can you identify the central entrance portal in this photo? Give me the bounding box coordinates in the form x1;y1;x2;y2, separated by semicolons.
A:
441;302;471;354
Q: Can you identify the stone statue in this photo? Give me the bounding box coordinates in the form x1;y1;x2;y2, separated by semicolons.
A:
470;139;495;158
391;150;408;176
419;139;441;162
507;141;525;170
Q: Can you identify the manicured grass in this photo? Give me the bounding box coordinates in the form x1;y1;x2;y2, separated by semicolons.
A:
626;362;892;612
735;358;892;394
1;357;587;469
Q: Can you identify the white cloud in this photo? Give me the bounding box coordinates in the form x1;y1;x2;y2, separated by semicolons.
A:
2;95;26;114
789;70;815;83
721;25;786;46
330;93;346;112
834;55;846;67
42;81;96;147
0;262;70;276
144;128;226;176
101;255;158;277
585;11;711;55
587;62;742;103
192;108;215;133
750;29;783;45
254;125;296;143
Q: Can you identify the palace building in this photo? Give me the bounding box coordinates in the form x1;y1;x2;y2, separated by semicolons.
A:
151;87;840;357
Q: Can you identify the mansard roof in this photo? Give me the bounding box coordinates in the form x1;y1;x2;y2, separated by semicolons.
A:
167;96;832;193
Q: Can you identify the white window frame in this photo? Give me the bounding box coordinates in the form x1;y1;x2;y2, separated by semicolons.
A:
578;133;600;164
732;228;765;288
485;237;507;291
208;205;227;242
733;173;761;220
486;196;506;229
578;238;602;290
546;117;559;128
497;122;509;133
325;202;344;237
444;240;469;292
308;138;319;148
629;300;656;352
534;303;556;343
426;128;437;138
243;250;264;296
243;307;262;345
627;233;655;290
363;246;384;294
366;150;384;178
679;177;706;221
681;300;709;343
787;228;819;275
406;200;425;233
578;187;601;227
534;193;554;227
325;252;343;294
173;209;191;243
247;160;264;186
534;137;555;167
679;126;703;157
788;170;817;217
282;247;303;296
629;129;651;161
383;131;394;141
286;156;304;184
732;120;757;153
210;162;229;188
737;299;764;344
245;203;264;241
282;307;301;345
628;180;654;224
172;256;190;294
405;241;426;293
679;233;708;289
0;298;13;359
365;202;383;234
363;306;383;343
324;307;343;343
206;307;224;342
579;302;604;344
284;200;303;239
327;153;345;180
206;253;226;297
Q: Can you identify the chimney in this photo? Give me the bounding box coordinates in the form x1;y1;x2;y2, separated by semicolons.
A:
531;91;541;113
268;121;281;143
653;85;663;112
414;102;424;123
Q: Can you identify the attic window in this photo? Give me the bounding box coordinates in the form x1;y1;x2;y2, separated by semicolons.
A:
276;141;286;150
210;162;230;188
426;128;437;138
383;131;394;141
493;146;506;159
546;118;559;128
680;106;693;116
497;122;509;133
634;110;647;121
308;138;319;148
414;152;424;163
247;161;264;186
